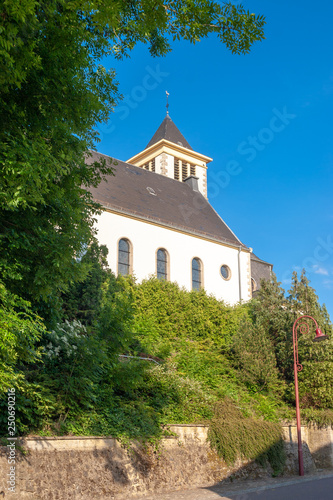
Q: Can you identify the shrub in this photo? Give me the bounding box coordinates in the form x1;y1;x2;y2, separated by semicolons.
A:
208;398;285;476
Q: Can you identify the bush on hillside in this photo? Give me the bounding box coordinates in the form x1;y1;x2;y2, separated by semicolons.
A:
208;398;285;476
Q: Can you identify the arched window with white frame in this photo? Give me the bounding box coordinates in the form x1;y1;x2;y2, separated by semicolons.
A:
192;257;202;291
118;238;131;276
157;248;168;281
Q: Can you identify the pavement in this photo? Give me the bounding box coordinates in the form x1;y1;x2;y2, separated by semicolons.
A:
134;470;333;500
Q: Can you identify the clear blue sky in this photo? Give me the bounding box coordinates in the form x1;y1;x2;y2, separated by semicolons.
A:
96;0;333;319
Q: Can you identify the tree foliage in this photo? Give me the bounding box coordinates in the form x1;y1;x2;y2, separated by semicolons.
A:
250;274;293;380
231;319;284;395
287;271;333;408
0;4;116;308
246;271;333;410
1;1;265;93
0;281;44;391
0;0;264;311
62;243;111;325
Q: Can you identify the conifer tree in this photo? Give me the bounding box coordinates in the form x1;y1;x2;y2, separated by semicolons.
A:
287;270;333;408
250;273;293;381
231;318;284;394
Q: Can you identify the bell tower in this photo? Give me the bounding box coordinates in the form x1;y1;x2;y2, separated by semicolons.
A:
127;114;212;199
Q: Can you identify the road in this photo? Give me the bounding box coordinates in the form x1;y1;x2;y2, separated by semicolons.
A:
135;472;333;500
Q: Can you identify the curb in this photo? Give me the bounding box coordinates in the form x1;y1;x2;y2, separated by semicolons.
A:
134;470;333;500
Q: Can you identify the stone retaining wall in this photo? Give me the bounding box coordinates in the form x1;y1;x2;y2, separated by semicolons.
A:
282;423;333;469
0;423;332;499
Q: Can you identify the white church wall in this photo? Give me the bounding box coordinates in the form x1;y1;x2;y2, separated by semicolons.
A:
95;210;251;305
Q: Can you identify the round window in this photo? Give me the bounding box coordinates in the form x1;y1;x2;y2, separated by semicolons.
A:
220;265;231;280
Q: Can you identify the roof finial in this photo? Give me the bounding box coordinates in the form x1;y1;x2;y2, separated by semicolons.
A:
166;90;170;116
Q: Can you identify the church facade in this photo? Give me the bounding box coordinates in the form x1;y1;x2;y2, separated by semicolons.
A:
87;115;272;304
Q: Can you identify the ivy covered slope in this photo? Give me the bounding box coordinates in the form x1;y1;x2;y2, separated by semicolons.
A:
1;244;333;445
131;269;333;426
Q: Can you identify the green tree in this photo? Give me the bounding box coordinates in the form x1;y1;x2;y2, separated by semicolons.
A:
250;273;293;380
97;273;136;357
36;320;108;425
231;319;283;395
288;270;333;408
0;281;44;392
0;272;138;436
62;243;111;326
0;1;265;313
0;281;49;435
289;271;320;316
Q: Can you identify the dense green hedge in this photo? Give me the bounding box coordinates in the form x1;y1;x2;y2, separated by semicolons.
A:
132;277;249;352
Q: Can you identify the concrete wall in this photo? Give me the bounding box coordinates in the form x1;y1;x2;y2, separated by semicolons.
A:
0;424;332;499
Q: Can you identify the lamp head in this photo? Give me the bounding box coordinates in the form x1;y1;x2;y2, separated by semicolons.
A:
313;328;328;342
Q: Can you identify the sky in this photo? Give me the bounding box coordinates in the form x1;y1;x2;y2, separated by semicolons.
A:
95;0;333;319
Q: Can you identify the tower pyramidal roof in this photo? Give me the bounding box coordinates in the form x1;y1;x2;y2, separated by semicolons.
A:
146;115;193;151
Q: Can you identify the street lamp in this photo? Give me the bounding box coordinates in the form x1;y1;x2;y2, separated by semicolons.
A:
293;315;328;476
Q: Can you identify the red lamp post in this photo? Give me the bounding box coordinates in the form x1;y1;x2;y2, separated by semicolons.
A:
292;315;328;476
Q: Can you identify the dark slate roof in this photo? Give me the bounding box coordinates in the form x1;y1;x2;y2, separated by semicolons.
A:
86;151;247;249
146;115;193;150
250;253;273;266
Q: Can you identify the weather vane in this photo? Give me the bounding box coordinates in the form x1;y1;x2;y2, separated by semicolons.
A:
166;90;169;116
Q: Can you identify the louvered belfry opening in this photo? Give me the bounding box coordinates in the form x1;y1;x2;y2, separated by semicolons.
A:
174;158;180;180
181;160;188;181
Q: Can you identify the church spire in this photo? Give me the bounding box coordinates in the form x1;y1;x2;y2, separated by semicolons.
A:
146;115;193;150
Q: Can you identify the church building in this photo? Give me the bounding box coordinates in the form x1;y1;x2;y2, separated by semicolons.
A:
87;114;272;304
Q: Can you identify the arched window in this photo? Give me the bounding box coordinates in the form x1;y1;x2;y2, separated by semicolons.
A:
192;258;202;291
118;238;131;276
157;248;168;280
251;278;257;294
